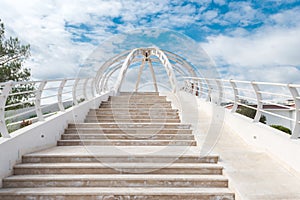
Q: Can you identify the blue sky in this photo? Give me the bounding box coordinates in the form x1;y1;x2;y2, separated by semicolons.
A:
0;0;300;83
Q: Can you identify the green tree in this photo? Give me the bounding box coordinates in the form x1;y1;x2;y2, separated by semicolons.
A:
236;105;267;124
0;19;33;110
270;125;292;135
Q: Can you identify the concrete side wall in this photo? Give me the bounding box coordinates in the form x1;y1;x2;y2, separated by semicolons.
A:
0;92;111;187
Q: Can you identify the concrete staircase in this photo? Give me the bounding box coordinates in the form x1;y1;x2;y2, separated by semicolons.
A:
0;92;235;200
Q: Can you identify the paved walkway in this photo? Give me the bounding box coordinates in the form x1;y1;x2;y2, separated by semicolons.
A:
213;124;300;200
168;92;300;199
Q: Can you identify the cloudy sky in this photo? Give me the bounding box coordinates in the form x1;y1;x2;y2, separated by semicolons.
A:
1;0;300;84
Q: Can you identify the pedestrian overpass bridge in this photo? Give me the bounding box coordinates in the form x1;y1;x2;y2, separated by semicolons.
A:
0;47;300;199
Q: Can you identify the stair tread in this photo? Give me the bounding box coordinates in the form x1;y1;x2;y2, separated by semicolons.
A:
92;108;178;111
62;134;192;136
23;146;212;155
72;122;188;124
0;187;234;195
23;154;217;158
101;102;172;104
58;139;195;141
66;128;190;130
14;163;222;168
5;174;228;180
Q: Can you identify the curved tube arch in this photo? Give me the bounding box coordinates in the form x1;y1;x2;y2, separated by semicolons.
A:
95;47;199;94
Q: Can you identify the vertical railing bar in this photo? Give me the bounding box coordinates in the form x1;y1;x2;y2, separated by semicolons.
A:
251;81;263;122
197;80;202;97
35;81;47;121
230;79;239;113
72;78;80;105
83;78;89;101
57;79;67;112
215;79;223;106
205;79;212;102
0;81;13;138
288;84;300;139
91;78;95;98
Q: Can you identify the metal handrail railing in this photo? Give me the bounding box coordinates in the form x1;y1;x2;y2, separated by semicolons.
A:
0;77;95;138
183;77;300;139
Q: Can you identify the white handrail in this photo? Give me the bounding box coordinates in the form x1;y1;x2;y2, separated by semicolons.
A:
0;77;94;137
183;77;300;138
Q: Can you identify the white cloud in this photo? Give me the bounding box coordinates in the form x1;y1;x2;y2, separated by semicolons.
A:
213;0;226;6
269;7;300;27
203;10;218;21
202;25;300;83
1;0;300;86
0;0;120;80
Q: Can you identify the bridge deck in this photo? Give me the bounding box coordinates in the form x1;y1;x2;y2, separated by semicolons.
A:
173;91;300;200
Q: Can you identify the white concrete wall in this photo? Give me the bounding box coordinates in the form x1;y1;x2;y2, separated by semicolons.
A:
0;92;111;187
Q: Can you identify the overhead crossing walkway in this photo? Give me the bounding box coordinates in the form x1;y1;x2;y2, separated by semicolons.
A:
1;47;300;199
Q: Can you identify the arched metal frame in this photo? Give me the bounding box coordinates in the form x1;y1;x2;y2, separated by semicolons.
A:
100;58;189;92
95;47;198;94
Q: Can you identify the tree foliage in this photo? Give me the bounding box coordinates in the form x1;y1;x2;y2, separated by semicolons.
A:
0;19;33;110
270;125;292;135
236;105;267;124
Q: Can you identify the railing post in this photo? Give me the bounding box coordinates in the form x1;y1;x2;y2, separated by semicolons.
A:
57;79;67;111
0;81;13;138
288;84;300;139
189;79;193;94
91;78;95;98
205;79;212;102
229;79;239;113
83;78;89;101
197;80;202;97
35;81;47;121
184;80;189;93
192;80;197;96
251;81;263;122
72;78;80;105
215;79;223;105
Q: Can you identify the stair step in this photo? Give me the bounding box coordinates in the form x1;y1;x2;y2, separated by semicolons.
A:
0;187;235;200
111;94;165;98
86;115;180;119
68;123;191;129
88;112;179;116
84;119;181;123
100;105;173;109
120;92;160;95
106;100;169;103
101;99;172;104
91;108;178;111
64;128;192;134
57;140;197;146
13;163;223;175
3;174;228;188
61;134;194;140
110;96;167;99
22;154;219;164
